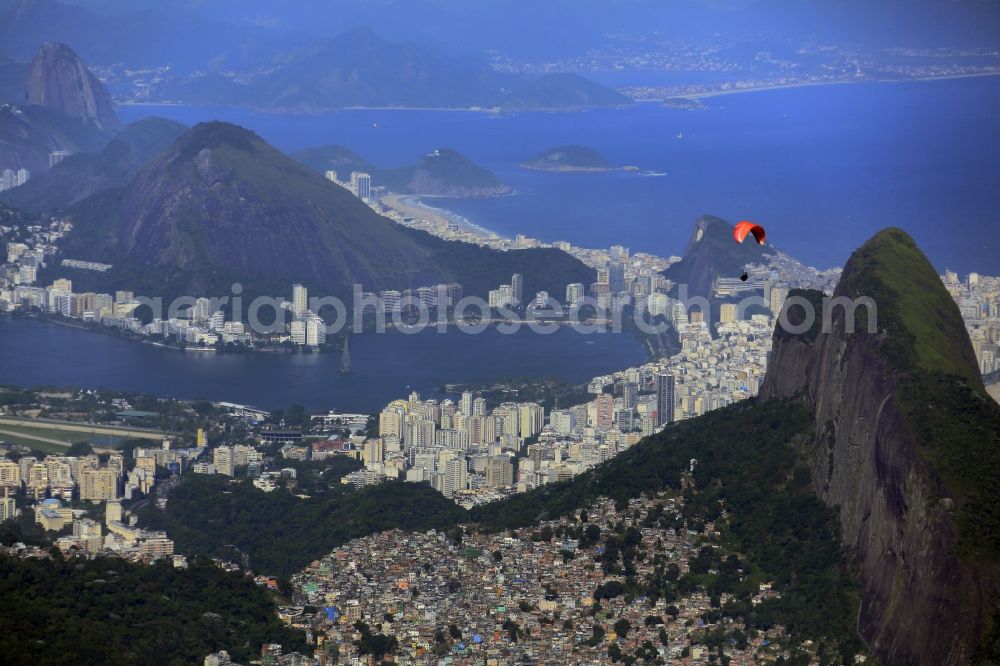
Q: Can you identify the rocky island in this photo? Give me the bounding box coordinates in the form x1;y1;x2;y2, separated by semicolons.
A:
519;145;614;172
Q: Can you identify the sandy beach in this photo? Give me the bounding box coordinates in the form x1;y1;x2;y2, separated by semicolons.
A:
677;71;1000;101
381;192;502;239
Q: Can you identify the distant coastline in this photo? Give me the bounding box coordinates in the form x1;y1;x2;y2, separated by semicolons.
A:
115;71;1000;115
114;101;612;116
674;71;1000;101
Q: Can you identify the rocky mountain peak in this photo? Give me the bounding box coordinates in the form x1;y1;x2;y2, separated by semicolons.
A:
26;42;121;132
662;214;772;301
761;227;1000;665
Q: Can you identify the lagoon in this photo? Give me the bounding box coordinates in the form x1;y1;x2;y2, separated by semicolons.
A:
0;317;647;412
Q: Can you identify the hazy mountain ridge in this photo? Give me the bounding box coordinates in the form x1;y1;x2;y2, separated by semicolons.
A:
1;3;632;112
0;103;111;175
0;0;302;73
156;27;629;112
26;0;1000;61
0;116;187;211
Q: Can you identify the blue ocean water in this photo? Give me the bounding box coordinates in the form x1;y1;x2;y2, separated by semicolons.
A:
118;76;1000;275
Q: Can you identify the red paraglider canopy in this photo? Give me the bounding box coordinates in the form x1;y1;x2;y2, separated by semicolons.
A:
733;221;766;245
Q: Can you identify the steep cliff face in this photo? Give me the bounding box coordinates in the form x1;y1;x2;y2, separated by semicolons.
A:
26;42;120;132
761;228;1000;665
663;215;772;302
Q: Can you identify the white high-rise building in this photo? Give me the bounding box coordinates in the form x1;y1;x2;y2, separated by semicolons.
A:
550;409;576;435
406;419;436;449
566;283;585;306
443;458;468;498
648;293;670;317
213;446;235;477
350;172;372;200
292;284;308;318
192;297;212;323
289;320;306;346
472;397;487;417
518;402;544;438
489;284;514;309
379;406;405;439
305;315;326;347
486;457;514;487
80;468;119;501
511;273;523;306
16;169;30;186
459;392;473;416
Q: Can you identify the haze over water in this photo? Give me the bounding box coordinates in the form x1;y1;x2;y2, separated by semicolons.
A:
120;76;1000;275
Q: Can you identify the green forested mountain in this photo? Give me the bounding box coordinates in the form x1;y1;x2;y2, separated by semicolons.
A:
139;473;468;579
471;398;864;660
53;121;591;300
0;554;307;664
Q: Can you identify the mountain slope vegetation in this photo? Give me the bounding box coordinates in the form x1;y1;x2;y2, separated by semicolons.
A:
54;121;591;300
0;554;307;664
0;117;186;211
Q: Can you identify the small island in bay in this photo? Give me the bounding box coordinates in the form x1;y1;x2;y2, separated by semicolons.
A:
519;145;614;173
662;97;706;110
